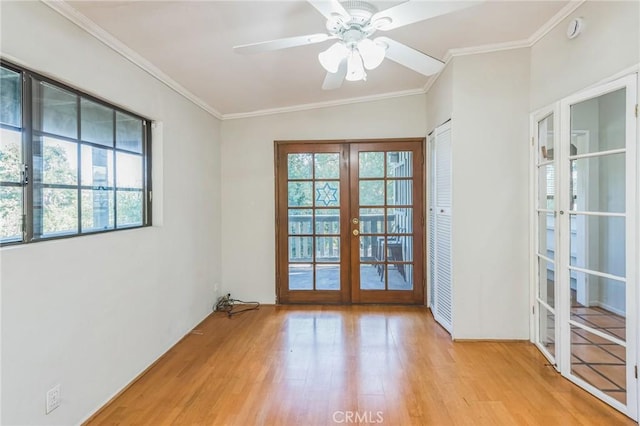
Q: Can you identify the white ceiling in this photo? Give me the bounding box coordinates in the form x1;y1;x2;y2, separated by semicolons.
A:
64;0;569;117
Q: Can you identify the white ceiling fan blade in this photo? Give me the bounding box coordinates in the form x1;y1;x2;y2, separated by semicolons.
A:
322;58;348;90
372;1;483;31
307;0;349;20
234;33;331;54
376;37;444;76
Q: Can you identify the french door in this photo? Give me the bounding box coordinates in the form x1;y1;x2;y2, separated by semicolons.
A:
275;139;424;304
532;74;638;418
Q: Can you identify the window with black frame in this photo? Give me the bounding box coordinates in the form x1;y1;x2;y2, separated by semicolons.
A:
0;65;23;242
0;62;151;244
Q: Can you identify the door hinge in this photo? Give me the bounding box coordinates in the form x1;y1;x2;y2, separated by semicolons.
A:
21;214;26;233
635;365;637;379
532;305;535;315
148;190;153;202
635;104;638;117
21;164;29;185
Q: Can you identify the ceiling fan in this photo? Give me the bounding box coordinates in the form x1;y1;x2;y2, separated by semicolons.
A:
234;0;480;90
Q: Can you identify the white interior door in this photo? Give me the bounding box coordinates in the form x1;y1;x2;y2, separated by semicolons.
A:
533;73;638;420
558;74;637;418
429;121;453;333
532;107;559;365
428;133;436;310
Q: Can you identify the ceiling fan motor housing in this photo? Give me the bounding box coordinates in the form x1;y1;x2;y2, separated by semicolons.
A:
326;1;378;37
342;1;377;24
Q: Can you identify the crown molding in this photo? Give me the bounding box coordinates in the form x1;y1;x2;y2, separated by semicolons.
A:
441;0;585;63
527;0;585;46
222;88;427;120
443;38;531;63
42;0;224;120
422;74;439;94
425;0;585;95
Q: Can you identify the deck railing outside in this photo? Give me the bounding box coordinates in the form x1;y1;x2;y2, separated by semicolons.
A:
289;214;387;261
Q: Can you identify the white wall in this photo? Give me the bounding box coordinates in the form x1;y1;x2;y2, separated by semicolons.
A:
530;0;640;110
425;63;453;132
0;2;221;425
220;95;427;303
450;48;531;339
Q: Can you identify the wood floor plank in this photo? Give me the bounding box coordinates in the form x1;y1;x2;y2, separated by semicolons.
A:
85;305;634;425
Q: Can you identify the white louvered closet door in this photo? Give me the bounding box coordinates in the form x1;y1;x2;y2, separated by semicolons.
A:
431;122;453;333
428;133;436;310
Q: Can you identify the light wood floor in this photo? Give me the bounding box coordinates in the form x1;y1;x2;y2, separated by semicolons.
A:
86;305;634;425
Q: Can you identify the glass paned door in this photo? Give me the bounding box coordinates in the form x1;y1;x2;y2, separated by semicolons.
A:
277;143;349;303
561;80;636;414
534;111;558;364
350;141;424;304
532;74;637;419
276;139;425;304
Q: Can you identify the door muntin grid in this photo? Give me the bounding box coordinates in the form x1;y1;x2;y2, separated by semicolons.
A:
565;86;630;408
535;112;557;363
358;151;414;291
287;152;341;291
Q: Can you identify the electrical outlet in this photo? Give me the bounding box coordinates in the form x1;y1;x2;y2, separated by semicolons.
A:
46;384;61;414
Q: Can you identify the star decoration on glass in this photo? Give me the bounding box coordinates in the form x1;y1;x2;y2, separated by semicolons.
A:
316;182;338;206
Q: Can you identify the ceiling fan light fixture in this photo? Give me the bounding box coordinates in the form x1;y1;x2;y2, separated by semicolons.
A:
357;38;386;70
345;50;366;82
319;42;349;73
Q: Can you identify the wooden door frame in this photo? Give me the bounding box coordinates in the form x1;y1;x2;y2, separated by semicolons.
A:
275;141;350;304
274;138;426;305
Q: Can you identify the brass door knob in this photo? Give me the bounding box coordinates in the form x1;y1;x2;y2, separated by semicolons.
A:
352;218;359;225
352;229;359;236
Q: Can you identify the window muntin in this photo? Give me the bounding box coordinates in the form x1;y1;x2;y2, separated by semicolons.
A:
0;61;151;245
0;65;23;242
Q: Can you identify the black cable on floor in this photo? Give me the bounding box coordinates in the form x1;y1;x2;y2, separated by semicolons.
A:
214;294;260;318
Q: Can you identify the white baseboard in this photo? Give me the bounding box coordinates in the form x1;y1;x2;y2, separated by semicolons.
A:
590;300;626;317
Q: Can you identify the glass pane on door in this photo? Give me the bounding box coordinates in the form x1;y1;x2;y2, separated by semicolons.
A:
287;152;341;291
538;113;554;162
570;271;625;342
569;214;626;277
537;212;555;257
538;257;555;308
535;112;557;364
566;82;630;411
539;303;556;358
570;88;625;155
570;154;625;213
358;150;414;292
571;325;626;404
538;164;555;209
